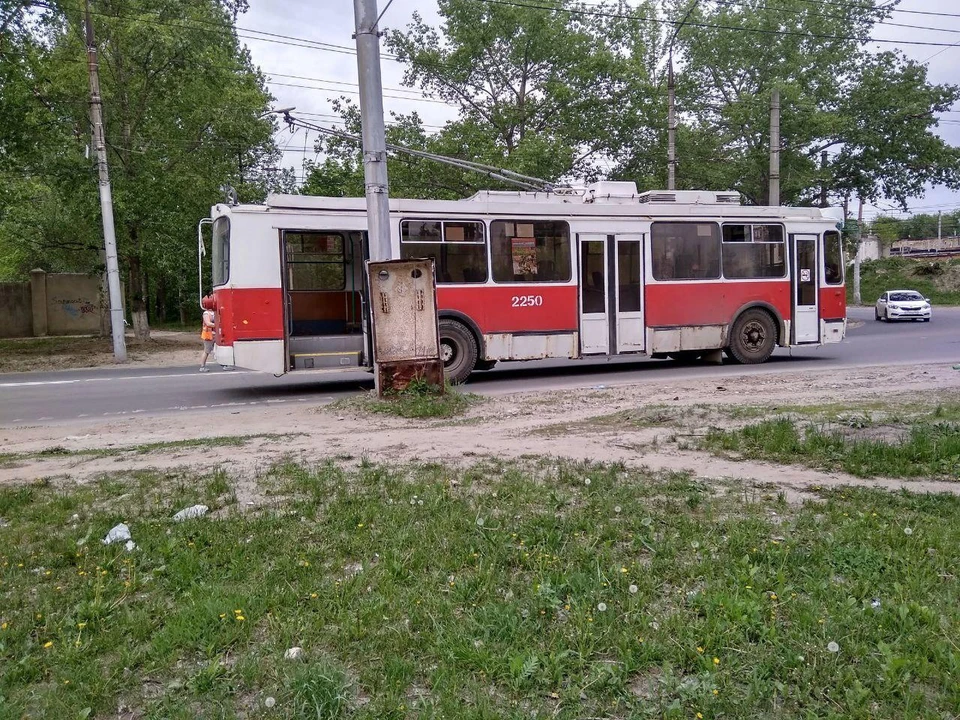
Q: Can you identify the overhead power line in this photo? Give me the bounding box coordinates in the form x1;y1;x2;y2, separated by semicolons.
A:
472;0;960;48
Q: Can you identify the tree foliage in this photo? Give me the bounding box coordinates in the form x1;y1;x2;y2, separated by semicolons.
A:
0;0;280;334
307;0;960;215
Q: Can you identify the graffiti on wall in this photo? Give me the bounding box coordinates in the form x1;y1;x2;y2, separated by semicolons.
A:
52;297;98;319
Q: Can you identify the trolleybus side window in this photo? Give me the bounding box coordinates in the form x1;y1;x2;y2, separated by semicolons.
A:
284;232;346;291
823;230;843;285
212;216;230;286
490;220;571;283
651;222;720;281
720;223;786;279
399;220;487;283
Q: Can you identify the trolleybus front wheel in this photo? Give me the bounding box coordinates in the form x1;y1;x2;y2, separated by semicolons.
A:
439;319;478;384
727;309;776;364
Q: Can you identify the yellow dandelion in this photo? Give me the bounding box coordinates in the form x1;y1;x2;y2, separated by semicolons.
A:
713;657;720;666
621;567;628;573
770;593;778;601
43;641;53;648
357;523;364;528
310;593;318;599
234;609;242;614
219;614;226;619
697;646;704;654
1;622;8;630
712;689;719;696
697;713;704;719
236;615;245;622
77;622;86;629
36;613;42;620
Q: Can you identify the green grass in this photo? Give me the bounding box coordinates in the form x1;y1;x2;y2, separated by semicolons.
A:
1;459;959;718
849;256;960;305
336;379;481;419
703;417;960;478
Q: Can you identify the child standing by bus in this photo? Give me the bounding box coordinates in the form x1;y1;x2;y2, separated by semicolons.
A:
199;308;215;372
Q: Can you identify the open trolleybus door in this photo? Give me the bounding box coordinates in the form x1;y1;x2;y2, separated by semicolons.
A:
577;233;646;356
280;229;368;371
790;233;820;343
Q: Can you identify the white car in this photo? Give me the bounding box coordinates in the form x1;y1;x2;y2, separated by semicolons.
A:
875;290;932;322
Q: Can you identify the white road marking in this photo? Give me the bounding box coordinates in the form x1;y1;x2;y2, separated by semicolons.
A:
0;370;249;389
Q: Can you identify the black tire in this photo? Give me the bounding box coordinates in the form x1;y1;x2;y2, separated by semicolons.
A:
922;318;931;323
728;309;777;365
875;310;881;321
439;319;478;384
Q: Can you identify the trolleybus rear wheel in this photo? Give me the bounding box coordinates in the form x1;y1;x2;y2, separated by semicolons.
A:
727;309;776;364
439;319;478;384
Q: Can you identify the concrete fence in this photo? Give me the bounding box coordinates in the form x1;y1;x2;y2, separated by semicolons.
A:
0;270;120;339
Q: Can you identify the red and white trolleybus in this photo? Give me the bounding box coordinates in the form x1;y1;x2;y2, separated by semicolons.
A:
200;181;846;383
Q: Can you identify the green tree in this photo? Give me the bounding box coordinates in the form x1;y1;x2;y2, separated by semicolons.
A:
0;0;281;335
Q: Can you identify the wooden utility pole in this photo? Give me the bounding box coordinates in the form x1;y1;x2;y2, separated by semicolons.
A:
769;89;780;205
85;0;126;362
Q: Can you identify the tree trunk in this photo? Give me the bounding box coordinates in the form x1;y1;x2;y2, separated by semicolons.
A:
128;252;150;341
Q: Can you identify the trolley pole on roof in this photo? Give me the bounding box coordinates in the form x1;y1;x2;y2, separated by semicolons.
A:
85;0;127;362
353;0;392;261
769;88;781;206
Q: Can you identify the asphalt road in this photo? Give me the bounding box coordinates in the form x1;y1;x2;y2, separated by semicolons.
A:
2;306;958;427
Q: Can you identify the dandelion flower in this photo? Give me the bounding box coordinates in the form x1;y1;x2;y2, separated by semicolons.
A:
697;713;704;719
597;603;607;612
712;689;719;696
713;657;720;666
357;523;364;528
614;505;621;513
629;584;638;594
904;527;913;536
697;646;704;654
77;622;86;629
476;517;485;527
584;478;591;486
310;593;318;599
827;641;840;653
264;696;276;708
621;567;628;574
0;622;7;630
236;616;246;622
43;641;53;649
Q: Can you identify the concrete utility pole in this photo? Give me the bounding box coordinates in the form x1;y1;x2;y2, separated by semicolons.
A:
854;197;863;306
353;0;392;262
819;150;828;208
769;88;780;206
667;55;676;190
85;0;126;362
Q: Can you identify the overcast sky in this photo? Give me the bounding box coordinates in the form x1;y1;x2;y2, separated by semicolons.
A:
240;0;960;223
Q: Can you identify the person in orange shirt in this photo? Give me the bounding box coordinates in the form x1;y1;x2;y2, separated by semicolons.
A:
199;308;215;372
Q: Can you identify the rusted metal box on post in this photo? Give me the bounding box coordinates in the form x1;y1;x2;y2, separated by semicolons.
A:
366;259;444;396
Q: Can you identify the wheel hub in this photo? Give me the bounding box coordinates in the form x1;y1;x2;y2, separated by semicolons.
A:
741;321;765;352
440;342;455;364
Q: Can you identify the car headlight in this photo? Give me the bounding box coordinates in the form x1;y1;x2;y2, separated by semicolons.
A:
888;304;899;310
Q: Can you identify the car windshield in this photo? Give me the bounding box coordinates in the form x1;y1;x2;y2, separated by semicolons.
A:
890;292;923;302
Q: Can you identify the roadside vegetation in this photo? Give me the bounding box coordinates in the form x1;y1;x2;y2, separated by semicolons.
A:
1;458;958;718
849;257;960;306
334;379;482;420
702;405;960;479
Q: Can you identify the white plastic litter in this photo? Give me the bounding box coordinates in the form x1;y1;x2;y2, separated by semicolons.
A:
102;523;131;545
173;504;209;522
284;647;304;661
125;540;136;552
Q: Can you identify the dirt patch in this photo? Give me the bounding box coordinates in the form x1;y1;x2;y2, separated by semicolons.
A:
1;363;959;502
0;331;199;373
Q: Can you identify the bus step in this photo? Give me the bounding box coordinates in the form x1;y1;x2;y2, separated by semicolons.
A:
292;351;361;370
289;334;363;355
